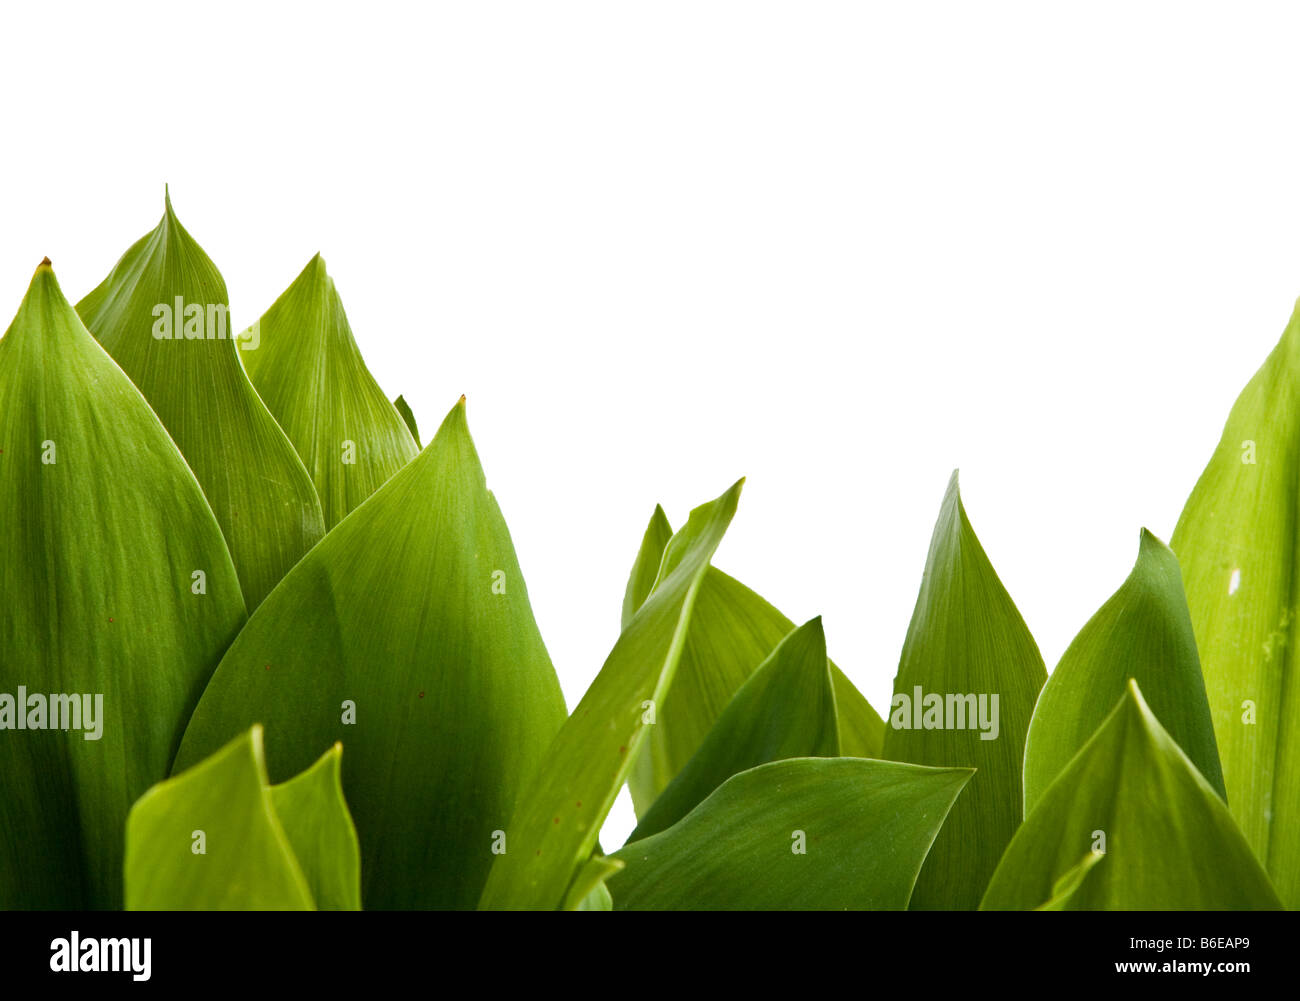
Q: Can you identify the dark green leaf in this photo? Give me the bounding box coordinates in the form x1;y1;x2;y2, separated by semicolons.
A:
881;470;1046;910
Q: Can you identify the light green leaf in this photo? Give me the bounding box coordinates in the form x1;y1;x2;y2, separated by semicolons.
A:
981;681;1282;910
76;191;324;609
609;757;972;910
1170;304;1300;905
125;726;313;910
393;395;420;447
239;255;418;529
478;480;744;910
0;261;246;910
269;742;361;911
1024;529;1224;813
1035;852;1105;911
881;471;1046;910
627;616;838;843
173;398;568;909
562;855;624;912
621;507;883;814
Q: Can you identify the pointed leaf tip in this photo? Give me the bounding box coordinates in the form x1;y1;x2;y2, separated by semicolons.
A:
37;256;51;270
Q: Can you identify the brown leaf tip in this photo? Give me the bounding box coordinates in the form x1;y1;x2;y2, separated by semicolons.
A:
38;256;52;270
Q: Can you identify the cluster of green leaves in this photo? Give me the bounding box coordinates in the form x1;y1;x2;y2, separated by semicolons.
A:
0;192;1296;909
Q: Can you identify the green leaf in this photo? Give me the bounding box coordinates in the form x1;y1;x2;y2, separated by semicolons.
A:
609;757;973;910
627;616;838;843
1170;305;1300;905
0;261;246;909
562;856;624;911
1024;529;1224;813
881;471;1046;910
269;743;361;911
621;507;883;814
173;398;568;909
1035;852;1105;911
239;255;419;529
981;681;1282;910
393;395;421;447
76;190;324;609
125;726;314;910
621;504;673;631
477;480;744;910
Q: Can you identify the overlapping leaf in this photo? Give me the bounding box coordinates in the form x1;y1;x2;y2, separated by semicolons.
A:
621;504;673;631
609;757;972;910
562;856;624;912
478;481;744;910
76;192;324;609
173;399;568;909
393;395;421;447
239;255;418;529
981;681;1282;910
1170;303;1300;905
269;742;361;910
125;727;335;910
0;262;246;909
1024;529;1223;812
881;471;1046;910
627;616;838;843
621;507;883;814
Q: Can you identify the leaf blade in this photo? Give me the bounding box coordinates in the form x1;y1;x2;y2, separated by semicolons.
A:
881;471;1046;910
982;681;1282;910
627;616;838;843
239;255;419;529
125;726;314;911
1024;529;1224;813
478;479;744;910
609;757;972;910
621;508;883;813
174;399;568;909
269;742;361;911
1170;305;1300;904
0;262;246;909
76;192;324;609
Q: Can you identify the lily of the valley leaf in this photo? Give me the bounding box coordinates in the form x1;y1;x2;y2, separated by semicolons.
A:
76;191;324;609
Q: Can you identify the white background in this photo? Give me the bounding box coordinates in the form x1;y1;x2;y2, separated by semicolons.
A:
3;2;1298;844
